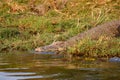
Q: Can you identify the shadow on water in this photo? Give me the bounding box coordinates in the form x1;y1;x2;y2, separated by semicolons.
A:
0;51;120;80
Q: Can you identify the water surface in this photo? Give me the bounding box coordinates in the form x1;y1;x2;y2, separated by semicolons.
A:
0;52;120;80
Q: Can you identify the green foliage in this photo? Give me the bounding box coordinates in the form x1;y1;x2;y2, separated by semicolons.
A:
67;38;120;57
0;28;20;39
0;0;119;58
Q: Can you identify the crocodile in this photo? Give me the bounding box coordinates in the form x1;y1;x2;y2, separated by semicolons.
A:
35;20;120;54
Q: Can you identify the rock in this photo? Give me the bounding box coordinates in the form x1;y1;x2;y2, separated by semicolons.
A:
109;57;120;62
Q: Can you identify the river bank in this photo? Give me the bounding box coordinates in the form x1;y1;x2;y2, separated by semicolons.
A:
0;0;120;57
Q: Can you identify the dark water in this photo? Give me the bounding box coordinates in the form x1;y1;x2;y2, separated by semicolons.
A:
0;52;120;80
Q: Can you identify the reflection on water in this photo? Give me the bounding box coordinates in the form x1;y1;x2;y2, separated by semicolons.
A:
0;52;120;80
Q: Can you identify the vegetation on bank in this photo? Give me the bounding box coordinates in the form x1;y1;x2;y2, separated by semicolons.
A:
0;0;120;57
67;37;120;57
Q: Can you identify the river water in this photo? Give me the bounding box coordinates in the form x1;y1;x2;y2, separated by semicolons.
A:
0;52;120;80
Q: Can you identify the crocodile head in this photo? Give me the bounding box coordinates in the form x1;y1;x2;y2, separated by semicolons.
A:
35;41;65;53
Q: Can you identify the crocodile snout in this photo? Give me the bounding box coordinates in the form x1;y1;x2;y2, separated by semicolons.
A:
35;47;44;52
35;41;65;52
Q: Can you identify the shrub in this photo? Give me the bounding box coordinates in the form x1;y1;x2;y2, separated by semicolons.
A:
0;28;20;39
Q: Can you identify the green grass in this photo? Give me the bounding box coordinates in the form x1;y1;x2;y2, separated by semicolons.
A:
67;37;120;57
0;0;120;57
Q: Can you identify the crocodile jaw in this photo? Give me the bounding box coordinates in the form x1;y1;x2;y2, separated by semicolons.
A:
35;47;44;52
35;41;65;52
35;47;64;52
